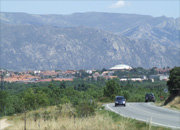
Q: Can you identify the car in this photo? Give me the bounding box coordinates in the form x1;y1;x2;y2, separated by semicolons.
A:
115;96;126;107
145;93;155;102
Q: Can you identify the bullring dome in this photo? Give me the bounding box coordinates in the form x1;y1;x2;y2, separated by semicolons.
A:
110;64;132;70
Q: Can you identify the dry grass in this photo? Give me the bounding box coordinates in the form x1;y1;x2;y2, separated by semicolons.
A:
6;104;129;130
7;114;129;130
6;104;168;130
155;96;180;111
164;96;180;110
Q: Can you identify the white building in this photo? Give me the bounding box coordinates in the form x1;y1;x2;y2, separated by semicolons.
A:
159;75;169;81
34;70;41;74
110;64;132;70
120;78;143;82
130;78;143;82
120;78;128;81
86;70;93;74
101;71;114;76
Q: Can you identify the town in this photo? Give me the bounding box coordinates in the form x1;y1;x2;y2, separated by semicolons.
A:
1;64;170;83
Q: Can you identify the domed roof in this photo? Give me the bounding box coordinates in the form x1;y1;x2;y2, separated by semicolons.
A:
110;64;132;70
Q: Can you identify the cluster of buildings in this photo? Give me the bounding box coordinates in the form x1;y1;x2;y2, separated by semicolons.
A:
1;70;74;83
89;71;117;80
0;64;170;83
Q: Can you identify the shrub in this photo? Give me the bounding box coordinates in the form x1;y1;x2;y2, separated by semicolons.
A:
98;97;112;102
122;91;130;101
76;102;95;117
33;112;41;122
56;104;62;114
42;111;51;121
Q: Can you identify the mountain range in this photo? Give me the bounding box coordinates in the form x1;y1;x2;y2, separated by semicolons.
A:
0;12;179;70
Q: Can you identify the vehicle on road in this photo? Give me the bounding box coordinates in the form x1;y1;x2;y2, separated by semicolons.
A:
115;96;126;107
145;93;155;102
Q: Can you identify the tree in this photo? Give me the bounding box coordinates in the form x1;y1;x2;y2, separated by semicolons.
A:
101;68;107;72
60;81;66;89
167;67;180;94
48;82;55;89
76;102;95;117
123;91;130;100
0;90;8;116
21;88;49;130
104;80;119;99
21;88;49;110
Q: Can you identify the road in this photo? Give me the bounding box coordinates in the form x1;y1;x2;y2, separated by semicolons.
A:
105;103;180;129
0;119;11;130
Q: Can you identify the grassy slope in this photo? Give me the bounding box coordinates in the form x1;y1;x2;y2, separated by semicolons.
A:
156;96;180;111
164;96;180;110
5;104;169;130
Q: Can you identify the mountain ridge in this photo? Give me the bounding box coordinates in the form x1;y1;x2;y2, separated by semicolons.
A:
0;12;179;70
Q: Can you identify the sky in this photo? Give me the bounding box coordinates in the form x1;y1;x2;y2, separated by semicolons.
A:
0;0;179;18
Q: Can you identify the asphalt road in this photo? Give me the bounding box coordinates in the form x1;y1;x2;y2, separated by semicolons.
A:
105;103;180;129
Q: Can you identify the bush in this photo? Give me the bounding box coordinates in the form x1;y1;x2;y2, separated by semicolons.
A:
98;97;112;102
33;112;41;122
76;102;95;117
42;111;51;121
60;96;70;104
56;104;62;114
131;95;144;102
122;91;130;101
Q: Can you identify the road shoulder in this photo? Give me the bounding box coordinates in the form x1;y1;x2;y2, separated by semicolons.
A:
0;118;11;130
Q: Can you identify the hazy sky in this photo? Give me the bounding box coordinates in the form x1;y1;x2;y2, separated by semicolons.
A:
1;0;179;18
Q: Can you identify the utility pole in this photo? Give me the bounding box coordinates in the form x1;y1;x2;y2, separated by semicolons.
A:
0;71;5;90
0;71;5;116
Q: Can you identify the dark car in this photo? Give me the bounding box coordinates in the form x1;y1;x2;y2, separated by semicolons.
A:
145;93;155;102
115;96;126;107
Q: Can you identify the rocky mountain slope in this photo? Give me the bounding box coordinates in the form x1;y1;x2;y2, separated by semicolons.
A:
0;12;179;70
